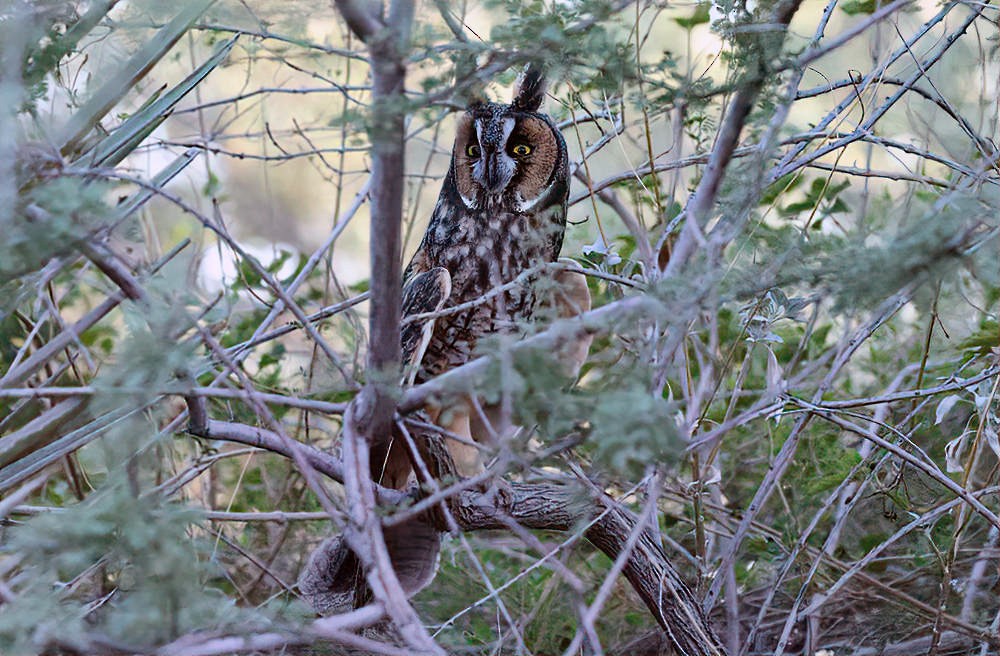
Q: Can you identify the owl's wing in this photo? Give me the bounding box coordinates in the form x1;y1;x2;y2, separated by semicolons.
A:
401;266;452;386
368;265;452;490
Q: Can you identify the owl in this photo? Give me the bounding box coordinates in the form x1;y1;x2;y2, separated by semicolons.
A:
301;66;591;614
375;64;579;487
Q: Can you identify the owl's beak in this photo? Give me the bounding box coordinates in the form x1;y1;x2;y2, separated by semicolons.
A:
480;151;513;194
482;153;503;192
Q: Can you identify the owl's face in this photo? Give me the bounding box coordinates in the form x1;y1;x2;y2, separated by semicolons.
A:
451;73;567;212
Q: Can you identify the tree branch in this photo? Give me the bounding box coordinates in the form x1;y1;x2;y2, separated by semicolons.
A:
328;3;441;653
332;0;384;42
192;410;725;654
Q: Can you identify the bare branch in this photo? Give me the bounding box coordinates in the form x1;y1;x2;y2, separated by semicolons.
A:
331;0;384;42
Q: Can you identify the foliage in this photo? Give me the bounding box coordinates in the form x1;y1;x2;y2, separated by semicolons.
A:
487;0;632;93
479;338;682;476
2;478;229;651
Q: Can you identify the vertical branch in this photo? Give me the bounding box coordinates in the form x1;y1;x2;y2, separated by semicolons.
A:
331;2;440;653
366;6;406;371
341;403;441;653
335;0;413;442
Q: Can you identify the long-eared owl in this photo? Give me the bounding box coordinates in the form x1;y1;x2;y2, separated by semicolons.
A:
402;65;571;385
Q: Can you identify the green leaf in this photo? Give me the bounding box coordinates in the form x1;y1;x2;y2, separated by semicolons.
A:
828;197;849;214
201;170;221;197
957;320;999;357
258;343;286;368
760;173;802;206
840;0;880;16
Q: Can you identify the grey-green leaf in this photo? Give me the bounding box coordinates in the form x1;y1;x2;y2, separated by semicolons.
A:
57;0;216;157
78;37;236;168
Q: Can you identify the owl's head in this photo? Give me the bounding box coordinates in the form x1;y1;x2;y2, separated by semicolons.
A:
452;66;568;211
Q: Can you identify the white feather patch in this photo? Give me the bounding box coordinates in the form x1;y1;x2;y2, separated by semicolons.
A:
514;179;555;212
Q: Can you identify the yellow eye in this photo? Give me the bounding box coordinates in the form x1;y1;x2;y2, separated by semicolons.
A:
511;143;532;157
465;143;481;158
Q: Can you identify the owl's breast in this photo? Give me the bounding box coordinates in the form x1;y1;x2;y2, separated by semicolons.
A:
417;207;563;380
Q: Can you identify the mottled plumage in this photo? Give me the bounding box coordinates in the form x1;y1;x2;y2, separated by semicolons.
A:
400;266;451;385
404;68;570;384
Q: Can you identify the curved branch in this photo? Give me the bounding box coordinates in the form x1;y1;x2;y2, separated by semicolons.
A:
196;414;725;655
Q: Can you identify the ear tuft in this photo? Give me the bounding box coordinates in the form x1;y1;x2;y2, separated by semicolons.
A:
512;62;547;112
